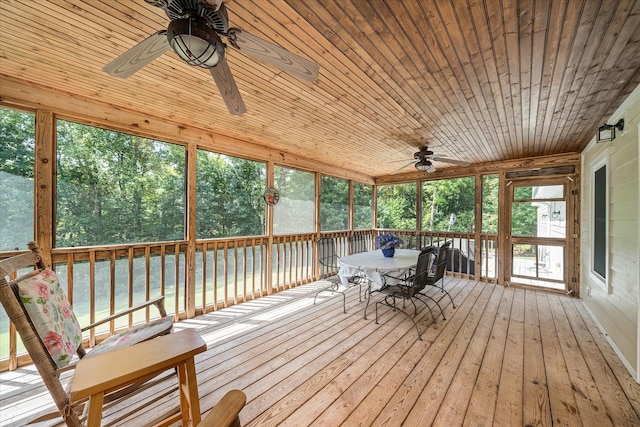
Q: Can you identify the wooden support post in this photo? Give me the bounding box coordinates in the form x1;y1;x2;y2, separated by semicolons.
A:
186;141;197;318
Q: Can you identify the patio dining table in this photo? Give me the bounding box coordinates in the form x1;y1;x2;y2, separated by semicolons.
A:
337;249;422;292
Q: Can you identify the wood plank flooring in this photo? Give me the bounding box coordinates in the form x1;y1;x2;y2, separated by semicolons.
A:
2;278;640;426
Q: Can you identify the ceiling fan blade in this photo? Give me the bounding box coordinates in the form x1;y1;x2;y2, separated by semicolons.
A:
390;160;416;175
430;156;470;166
103;31;170;78
230;29;319;83
210;56;247;115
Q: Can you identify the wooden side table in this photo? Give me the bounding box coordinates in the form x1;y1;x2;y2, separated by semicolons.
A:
70;328;207;427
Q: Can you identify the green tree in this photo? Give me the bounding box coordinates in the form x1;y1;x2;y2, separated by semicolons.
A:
196;151;265;238
377;183;416;229
0;107;35;250
482;175;499;233
320;175;348;231
422;177;476;232
273;166;315;234
354;182;373;229
56;120;186;246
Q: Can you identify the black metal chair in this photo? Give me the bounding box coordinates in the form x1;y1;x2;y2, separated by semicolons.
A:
375;246;445;340
425;241;456;309
313;237;364;313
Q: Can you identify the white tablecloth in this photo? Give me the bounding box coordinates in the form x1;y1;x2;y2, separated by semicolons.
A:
338;249;421;291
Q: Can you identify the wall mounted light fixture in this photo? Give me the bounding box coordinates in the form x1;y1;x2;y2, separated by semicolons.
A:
597;118;624;143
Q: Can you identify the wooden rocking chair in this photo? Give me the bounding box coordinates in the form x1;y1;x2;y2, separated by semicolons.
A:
0;241;174;426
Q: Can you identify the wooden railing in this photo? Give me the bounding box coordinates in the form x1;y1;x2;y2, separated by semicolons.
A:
0;228;497;370
196;237;267;310
373;229;498;282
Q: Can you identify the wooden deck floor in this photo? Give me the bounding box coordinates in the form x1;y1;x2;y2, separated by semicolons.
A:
2;278;640;426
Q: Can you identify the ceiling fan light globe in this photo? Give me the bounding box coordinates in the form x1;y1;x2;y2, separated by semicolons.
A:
414;159;432;171
168;17;225;68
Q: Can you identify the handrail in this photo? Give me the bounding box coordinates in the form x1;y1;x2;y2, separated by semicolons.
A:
0;229;496;371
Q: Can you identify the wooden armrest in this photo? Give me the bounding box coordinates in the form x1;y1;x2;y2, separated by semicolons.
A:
0;251;40;277
81;296;167;332
198;390;246;427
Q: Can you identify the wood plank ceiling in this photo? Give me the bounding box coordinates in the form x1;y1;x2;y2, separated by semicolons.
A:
1;0;639;178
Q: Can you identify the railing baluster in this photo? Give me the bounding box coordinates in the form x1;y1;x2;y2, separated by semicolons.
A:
89;250;97;347
127;247;134;327
1;230;500;370
201;243;208;313
212;243;218;310
160;244;166;309
174;244;180;321
109;252;116;335
242;242;247;301
233;243;238;305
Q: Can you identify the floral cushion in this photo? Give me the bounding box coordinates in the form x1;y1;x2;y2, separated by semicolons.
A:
16;268;82;368
85;316;173;358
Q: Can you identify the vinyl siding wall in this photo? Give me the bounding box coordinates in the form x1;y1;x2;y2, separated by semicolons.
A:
581;83;640;380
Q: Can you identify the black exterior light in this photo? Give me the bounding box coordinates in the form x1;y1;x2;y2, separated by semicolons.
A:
597;118;624;143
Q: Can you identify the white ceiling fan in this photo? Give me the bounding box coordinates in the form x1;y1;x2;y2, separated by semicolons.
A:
103;0;320;115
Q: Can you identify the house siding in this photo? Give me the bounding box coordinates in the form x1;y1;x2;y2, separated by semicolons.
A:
581;83;640;380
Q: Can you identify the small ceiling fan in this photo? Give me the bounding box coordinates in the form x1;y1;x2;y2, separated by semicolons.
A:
390;146;470;174
102;0;320;115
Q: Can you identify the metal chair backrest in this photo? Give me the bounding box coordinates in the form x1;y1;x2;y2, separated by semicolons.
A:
317;237;338;276
409;245;438;295
428;241;451;284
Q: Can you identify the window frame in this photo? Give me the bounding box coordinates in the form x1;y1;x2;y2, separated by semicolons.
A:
590;149;609;290
55;119;188;247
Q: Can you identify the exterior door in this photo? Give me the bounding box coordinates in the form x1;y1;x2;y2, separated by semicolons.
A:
506;178;570;291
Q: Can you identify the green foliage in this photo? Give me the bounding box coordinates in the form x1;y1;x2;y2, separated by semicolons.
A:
320;175;348;231
0;108;35;178
354;182;373;229
0;108;35;250
422;177;476;232
56;120;186;246
273;166;315;234
511;202;538;236
482;175;499;233
376;183;417;229
196;151;265;238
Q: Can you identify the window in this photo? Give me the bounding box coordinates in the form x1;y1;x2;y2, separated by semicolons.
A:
511;185;565;238
591;152;608;284
354;182;373;229
482;174;498;234
56;120;186;246
196;150;266;238
273;166;315;234
377;183;416;229
421;177;475;232
320;175;348;231
0;107;35;251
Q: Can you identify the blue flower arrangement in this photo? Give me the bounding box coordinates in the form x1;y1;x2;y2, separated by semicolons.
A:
375;234;404;250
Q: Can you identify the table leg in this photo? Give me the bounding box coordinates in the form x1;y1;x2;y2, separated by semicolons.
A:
85;392;104;427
